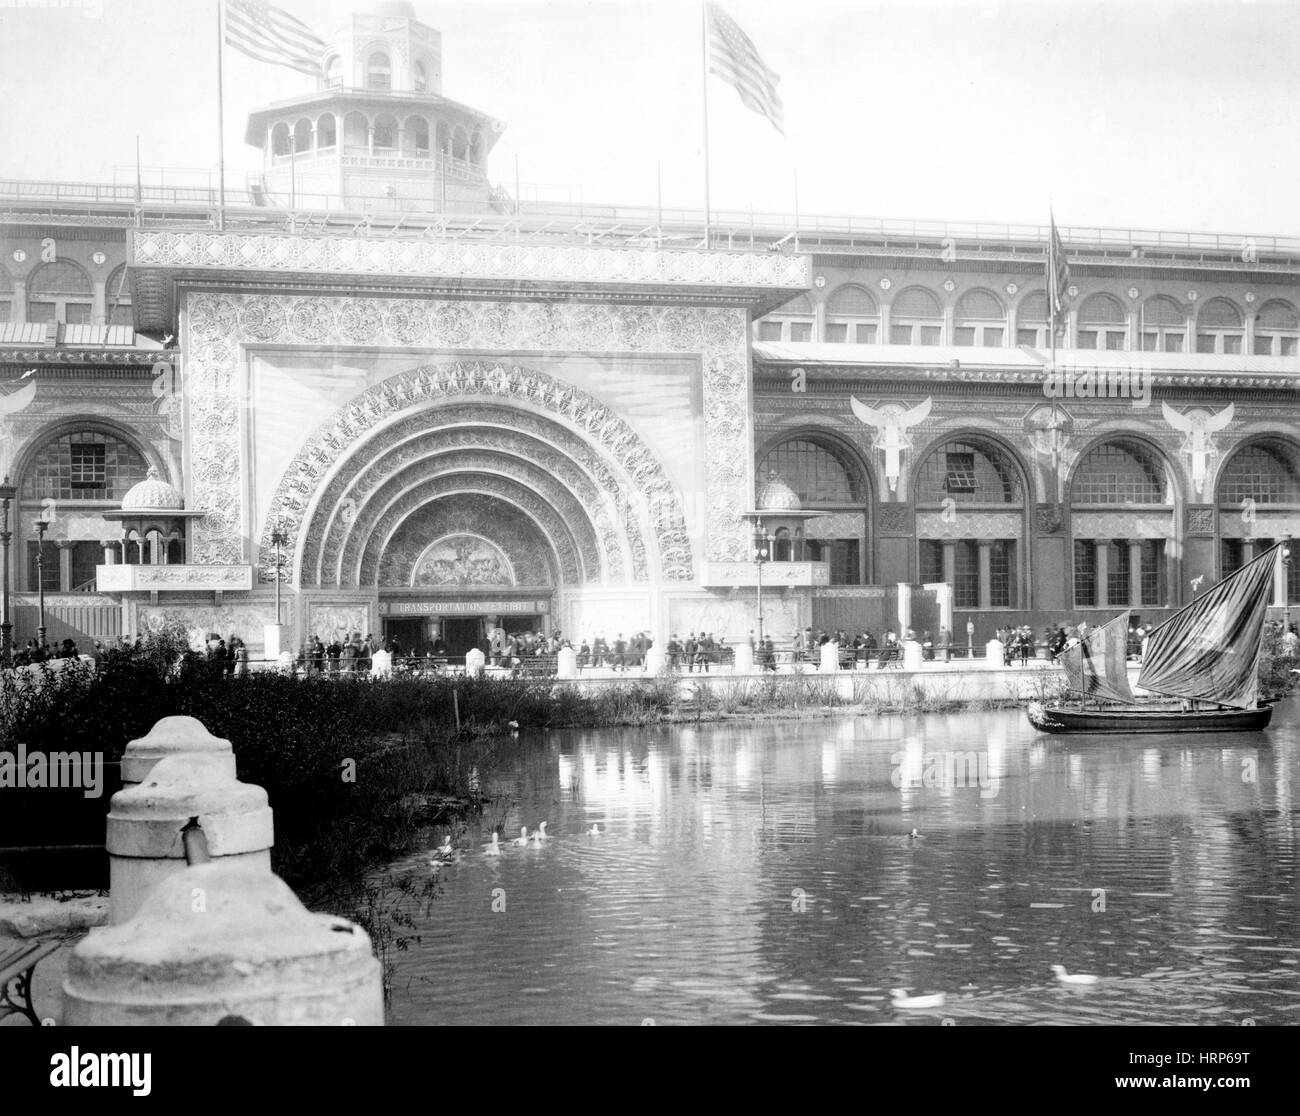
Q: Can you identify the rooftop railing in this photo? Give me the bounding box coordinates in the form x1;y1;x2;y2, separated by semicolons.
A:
2;177;1297;262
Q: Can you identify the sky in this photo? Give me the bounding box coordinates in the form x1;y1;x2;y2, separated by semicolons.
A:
1;0;1297;235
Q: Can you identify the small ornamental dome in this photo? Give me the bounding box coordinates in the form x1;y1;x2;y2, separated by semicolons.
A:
120;466;184;512
755;470;801;512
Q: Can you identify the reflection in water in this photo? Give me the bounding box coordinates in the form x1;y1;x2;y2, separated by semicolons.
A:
386;700;1300;1025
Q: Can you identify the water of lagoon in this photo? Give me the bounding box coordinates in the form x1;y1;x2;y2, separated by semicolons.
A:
384;699;1300;1026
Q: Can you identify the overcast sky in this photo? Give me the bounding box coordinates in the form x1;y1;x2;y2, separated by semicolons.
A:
2;0;1296;235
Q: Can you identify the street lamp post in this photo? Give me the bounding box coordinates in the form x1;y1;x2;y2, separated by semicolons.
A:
752;518;771;648
270;526;288;627
0;476;14;667
1284;535;1293;635
34;514;49;652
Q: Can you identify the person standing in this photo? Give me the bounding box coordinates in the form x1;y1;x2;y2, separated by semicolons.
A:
684;632;697;673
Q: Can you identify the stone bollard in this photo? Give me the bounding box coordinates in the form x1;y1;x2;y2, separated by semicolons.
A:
63;862;384;1026
121;716;236;788
643;644;666;675
370;647;392;679
556;646;577;679
985;639;1004;667
903;640;924;671
106;753;273;925
732;642;754;674
465;647;485;677
819;641;839;673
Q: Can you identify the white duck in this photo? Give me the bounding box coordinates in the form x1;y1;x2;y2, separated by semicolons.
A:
530;821;548;845
1051;965;1099;986
484;832;501;856
427;836;455;868
511;826;529;847
891;988;946;1010
588;824;601;836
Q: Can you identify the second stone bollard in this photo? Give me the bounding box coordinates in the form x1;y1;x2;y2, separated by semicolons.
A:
985;639;1005;667
106;752;273;925
819;641;839;673
120;715;235;788
732;642;754;674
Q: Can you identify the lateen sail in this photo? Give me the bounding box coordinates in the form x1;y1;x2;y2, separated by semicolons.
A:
1058;610;1136;703
1137;544;1281;710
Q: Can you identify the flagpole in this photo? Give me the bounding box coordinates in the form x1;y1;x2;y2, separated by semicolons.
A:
217;0;227;231
701;1;711;249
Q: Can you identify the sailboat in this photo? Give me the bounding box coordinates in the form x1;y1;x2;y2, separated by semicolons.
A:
1027;543;1282;734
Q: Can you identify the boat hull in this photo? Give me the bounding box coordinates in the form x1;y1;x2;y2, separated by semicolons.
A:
1026;702;1273;735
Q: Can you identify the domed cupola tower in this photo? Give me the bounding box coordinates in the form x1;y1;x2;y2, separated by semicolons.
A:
243;1;505;212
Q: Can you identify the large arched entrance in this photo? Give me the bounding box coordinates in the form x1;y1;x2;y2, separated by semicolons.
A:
262;360;695;647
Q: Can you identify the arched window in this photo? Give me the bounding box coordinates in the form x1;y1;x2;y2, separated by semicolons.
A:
755;293;814;343
21;429;150;501
1196;297;1243;354
1077;292;1128;351
916;439;1020;505
367;51;391;90
1253;299;1298;357
1140;295;1186;352
825;284;877;344
1072;440;1169;504
436;120;451;155
773;527;792;562
27;260;92;325
343;111;368;152
451;125;468;160
293;118;312;153
954;289;1006;348
889;287;942;345
373;113;398;150
317;112;337;149
271;121;291;158
1217;443;1300;505
469;128;483;165
759;439;861;503
324;55;342;88
1015;291;1048;347
104;265;131;327
758;438;865;583
413;60;428;91
916;438;1023;609
409;117;430;155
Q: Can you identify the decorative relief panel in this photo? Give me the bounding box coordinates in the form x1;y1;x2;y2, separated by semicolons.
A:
136;229;809;288
183;294;748;577
877;504;912;537
1034;503;1064;534
379;501;556;588
1219;511;1300;540
1184;506;1215;537
1071;511;1175;540
914;512;1022;540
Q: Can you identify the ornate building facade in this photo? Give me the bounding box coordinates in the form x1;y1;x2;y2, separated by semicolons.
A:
0;3;1296;656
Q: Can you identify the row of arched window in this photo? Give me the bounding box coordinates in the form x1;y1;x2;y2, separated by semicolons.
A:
0;261;131;327
761;435;1300;509
758;286;1300;356
267;111;484;164
322;51;435;94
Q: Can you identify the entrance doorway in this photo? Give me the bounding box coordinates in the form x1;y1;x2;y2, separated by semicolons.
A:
442;617;482;657
382;618;424;655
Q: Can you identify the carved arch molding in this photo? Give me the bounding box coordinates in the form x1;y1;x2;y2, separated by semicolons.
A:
182;293;752;578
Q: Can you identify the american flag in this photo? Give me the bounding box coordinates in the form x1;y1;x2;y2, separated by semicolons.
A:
706;3;784;136
224;0;326;78
1048;211;1070;337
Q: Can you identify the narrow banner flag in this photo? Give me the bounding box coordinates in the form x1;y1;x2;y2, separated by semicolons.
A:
224;0;326;77
1048;210;1070;337
706;2;785;135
